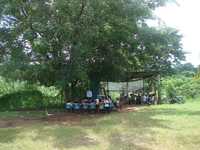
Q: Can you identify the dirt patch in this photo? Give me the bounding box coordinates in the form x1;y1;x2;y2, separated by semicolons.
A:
0;118;44;128
119;105;143;113
0;112;105;128
46;112;106;126
0;105;142;128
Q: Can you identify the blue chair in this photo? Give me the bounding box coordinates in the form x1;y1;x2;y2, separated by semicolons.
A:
82;103;89;111
90;103;96;109
110;102;114;110
104;102;112;112
73;103;81;112
65;103;73;112
89;103;96;112
104;103;110;108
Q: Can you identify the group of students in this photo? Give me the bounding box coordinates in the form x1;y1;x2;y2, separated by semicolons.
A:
65;96;115;113
65;89;156;113
129;93;155;105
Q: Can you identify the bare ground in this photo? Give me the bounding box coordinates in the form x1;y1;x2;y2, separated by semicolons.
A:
0;105;141;128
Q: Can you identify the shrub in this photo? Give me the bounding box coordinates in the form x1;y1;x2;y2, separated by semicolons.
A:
161;74;200;104
0;76;63;110
0;90;44;110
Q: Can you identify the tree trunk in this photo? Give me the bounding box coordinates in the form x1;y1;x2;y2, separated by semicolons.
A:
157;75;161;104
63;84;70;102
90;80;100;99
154;75;161;105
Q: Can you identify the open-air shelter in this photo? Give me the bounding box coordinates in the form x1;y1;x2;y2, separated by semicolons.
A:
100;71;161;104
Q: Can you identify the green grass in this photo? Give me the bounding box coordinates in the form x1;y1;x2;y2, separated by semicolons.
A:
1;101;200;150
0;111;46;119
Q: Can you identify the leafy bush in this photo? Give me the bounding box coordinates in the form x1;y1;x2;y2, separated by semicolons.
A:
161;73;200;104
0;76;62;110
0;77;27;96
0;90;44;110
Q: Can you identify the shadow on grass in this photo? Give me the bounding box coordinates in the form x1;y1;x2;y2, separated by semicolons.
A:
0;128;21;143
0;125;99;149
34;125;99;149
91;109;172;135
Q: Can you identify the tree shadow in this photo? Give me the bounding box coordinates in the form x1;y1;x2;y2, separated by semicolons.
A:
0;128;21;144
32;125;99;149
0;124;99;149
91;109;173;135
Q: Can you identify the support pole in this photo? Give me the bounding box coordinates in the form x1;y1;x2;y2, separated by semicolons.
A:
143;79;145;95
126;81;129;96
106;81;109;97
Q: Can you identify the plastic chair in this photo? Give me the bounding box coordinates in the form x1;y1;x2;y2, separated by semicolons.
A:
89;103;96;113
105;102;114;113
73;103;81;112
82;103;89;112
65;103;73;112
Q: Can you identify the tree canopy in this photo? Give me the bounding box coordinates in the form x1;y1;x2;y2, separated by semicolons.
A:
0;0;184;99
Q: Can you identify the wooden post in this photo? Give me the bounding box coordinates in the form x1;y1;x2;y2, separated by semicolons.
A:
126;81;129;96
143;79;145;95
107;81;109;97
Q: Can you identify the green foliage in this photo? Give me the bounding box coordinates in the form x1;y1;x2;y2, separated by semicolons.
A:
172;63;197;76
0;0;184;101
109;92;120;101
135;26;185;72
0;90;43;110
0;77;27;96
194;65;200;79
161;73;200;104
0;76;62;110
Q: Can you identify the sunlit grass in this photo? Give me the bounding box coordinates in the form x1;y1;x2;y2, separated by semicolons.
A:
1;101;200;150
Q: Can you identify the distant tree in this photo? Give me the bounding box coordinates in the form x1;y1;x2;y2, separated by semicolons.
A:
174;63;196;73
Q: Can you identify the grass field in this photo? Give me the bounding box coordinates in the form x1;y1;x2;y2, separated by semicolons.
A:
1;101;200;150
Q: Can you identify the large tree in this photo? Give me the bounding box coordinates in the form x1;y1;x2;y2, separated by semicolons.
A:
0;0;184;100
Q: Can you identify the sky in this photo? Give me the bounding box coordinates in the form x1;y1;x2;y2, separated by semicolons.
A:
151;0;200;66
